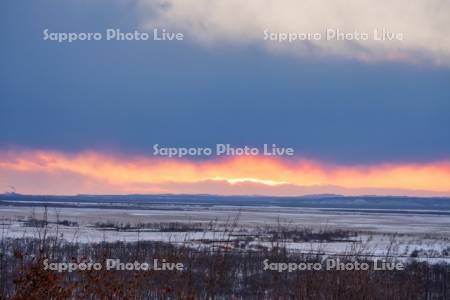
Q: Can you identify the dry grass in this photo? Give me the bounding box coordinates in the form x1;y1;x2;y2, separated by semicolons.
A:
0;210;449;299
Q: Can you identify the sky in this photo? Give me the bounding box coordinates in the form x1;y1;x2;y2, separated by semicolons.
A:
0;0;449;196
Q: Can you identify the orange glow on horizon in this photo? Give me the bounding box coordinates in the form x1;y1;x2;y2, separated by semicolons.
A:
1;149;449;196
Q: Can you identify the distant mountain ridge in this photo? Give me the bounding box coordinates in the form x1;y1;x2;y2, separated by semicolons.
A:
1;193;450;210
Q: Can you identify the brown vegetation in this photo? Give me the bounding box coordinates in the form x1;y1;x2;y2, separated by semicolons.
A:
0;210;449;299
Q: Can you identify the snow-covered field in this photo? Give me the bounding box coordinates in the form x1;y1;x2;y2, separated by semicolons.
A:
1;203;449;263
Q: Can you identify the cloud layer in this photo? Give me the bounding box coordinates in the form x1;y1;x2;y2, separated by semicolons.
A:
1;150;450;196
139;0;450;65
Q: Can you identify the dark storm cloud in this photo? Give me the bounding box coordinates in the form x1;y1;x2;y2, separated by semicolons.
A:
1;0;449;164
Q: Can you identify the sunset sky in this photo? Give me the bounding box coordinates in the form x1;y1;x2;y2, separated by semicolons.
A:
1;0;449;196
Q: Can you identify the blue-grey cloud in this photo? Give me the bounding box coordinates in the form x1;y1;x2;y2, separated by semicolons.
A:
0;0;449;164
